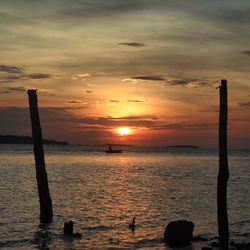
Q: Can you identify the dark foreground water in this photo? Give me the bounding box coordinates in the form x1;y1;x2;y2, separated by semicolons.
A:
0;145;249;249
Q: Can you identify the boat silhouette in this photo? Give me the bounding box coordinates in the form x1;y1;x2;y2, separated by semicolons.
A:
105;145;122;153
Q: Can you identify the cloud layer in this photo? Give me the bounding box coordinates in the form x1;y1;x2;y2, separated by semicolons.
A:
132;75;166;81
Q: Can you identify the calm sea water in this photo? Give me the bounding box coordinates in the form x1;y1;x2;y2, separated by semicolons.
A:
0;145;249;249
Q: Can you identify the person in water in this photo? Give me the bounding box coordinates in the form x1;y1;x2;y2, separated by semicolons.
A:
108;145;112;151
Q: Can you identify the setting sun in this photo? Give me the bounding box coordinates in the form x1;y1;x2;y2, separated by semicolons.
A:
117;127;131;136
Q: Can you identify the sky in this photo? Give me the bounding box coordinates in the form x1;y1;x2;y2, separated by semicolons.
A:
0;0;250;148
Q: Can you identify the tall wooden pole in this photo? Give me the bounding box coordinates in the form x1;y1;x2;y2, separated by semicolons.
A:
28;90;53;223
217;80;229;249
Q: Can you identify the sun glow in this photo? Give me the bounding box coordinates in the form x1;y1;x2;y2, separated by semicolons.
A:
117;127;131;136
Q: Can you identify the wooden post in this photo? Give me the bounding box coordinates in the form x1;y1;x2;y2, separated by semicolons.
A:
217;80;229;249
28;89;53;223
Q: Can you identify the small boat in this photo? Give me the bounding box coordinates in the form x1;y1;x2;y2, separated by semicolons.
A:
105;145;122;153
105;149;122;153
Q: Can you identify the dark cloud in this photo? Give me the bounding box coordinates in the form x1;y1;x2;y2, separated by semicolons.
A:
27;73;51;79
0;76;23;83
109;100;119;103
74;125;106;130
127;99;145;103
0;72;52;83
241;51;250;56
167;78;216;87
109;115;158;120
132;75;166;81
60;1;146;19
0;64;51;83
6;86;26;92
118;42;146;47
130;75;214;88
0;75;23;83
0;65;24;74
167;79;191;86
0;86;26;93
86;90;92;93
150;122;217;131
77;115;157;128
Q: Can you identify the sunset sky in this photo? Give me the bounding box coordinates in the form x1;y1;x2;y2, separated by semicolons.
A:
0;0;250;148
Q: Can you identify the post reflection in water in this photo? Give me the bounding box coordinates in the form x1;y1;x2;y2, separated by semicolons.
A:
31;224;52;249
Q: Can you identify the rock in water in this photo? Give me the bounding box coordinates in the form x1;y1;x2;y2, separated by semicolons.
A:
164;220;194;246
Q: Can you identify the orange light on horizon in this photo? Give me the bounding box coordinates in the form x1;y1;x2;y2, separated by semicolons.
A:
117;127;132;136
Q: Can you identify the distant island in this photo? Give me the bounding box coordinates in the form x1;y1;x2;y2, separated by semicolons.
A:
165;145;199;148
0;135;69;145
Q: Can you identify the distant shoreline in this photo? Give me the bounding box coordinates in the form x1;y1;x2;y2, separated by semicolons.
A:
0;135;69;146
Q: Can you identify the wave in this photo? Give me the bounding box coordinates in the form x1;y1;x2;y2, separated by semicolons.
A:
0;239;30;248
231;219;250;225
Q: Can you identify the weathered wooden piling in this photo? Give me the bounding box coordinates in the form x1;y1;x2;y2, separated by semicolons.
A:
28;89;53;223
217;80;229;249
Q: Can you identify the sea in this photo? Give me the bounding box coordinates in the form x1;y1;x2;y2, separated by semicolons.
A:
0;144;249;249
